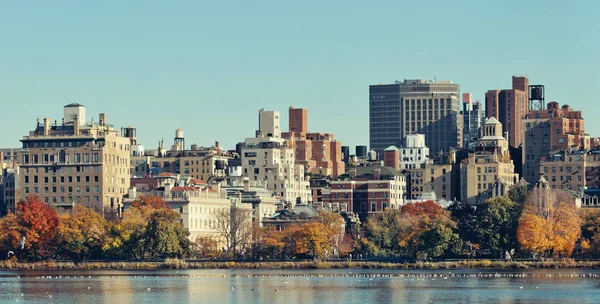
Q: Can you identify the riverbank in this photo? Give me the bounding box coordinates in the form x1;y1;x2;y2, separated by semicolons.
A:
2;259;600;270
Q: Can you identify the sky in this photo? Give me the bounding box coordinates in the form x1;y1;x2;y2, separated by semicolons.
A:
1;0;599;152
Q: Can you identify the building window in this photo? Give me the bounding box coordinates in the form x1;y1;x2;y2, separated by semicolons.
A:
371;202;377;212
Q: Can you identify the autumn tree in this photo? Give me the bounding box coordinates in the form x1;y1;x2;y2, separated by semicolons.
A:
292;222;331;259
315;211;347;258
517;187;581;258
400;200;443;219
132;194;167;209
215;205;252;259
6;195;60;260
56;205;109;260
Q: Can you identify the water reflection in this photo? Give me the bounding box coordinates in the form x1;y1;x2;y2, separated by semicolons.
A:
0;269;599;303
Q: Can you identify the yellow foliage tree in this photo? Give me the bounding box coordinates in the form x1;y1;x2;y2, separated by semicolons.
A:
517;187;581;258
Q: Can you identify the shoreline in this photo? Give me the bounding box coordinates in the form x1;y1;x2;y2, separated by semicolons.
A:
2;259;600;271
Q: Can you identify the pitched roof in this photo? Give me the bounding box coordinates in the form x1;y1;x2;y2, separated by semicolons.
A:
189;178;206;185
484;117;501;125
384;145;399;151
171;186;198;192
156;172;177;178
64;102;85;108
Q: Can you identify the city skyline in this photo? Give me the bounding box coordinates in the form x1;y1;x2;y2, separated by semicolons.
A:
1;0;599;151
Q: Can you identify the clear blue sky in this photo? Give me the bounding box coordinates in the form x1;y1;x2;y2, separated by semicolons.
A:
1;0;599;152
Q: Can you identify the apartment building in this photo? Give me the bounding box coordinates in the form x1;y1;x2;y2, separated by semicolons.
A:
325;166;406;220
369;79;462;157
539;150;600;192
130;129;233;182
485;76;529;148
241;109;311;207
462;93;485;149
282;106;345;178
18;103;130;215
522;102;589;183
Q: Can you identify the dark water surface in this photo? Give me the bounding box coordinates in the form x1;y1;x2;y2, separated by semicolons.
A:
0;268;598;303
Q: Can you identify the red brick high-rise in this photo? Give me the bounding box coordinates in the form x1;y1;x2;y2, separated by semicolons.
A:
282;106;345;178
485;76;530;148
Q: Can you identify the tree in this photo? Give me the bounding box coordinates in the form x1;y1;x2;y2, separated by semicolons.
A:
315;211;347;258
292;222;331;259
363;206;461;260
578;209;600;257
476;196;520;259
448;201;479;256
145;208;190;259
15;195;60;260
215;205;252;259
0;213;24;259
132;195;167;209
191;236;220;259
507;182;528;205
517;187;581;258
57;205;109;260
401;201;442;219
106;205;155;260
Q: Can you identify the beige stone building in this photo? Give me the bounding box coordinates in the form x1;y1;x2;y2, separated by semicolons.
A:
130;130;233;183
123;183;251;243
460;118;519;205
241;109;312;207
539;150;600;192
407;164;453;201
18;103;130;216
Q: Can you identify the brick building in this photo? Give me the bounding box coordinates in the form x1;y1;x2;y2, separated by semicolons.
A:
522;102;589;183
485;76;529;148
282;106;345;178
323;166;406;220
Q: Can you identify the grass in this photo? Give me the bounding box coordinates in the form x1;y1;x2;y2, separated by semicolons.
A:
1;259;600;270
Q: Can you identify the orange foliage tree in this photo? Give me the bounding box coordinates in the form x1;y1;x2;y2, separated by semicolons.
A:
132;194;167;209
292;222;331;259
517;187;581;258
18;195;60;260
401;200;442;219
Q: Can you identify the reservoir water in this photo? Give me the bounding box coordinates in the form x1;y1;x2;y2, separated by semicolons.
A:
0;268;598;303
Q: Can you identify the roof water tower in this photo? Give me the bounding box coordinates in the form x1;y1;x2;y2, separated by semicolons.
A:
174;128;185;151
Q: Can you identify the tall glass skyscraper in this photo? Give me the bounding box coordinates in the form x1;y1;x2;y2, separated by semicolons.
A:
369;79;462;159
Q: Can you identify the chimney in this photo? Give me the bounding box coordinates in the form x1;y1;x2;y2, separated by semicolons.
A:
99;113;106;127
74;115;80;136
243;177;250;192
215;141;221;151
43;118;50;136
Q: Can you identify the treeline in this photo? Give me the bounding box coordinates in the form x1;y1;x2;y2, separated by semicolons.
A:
0;195;352;262
2;183;600;262
360;183;596;260
0;195;190;261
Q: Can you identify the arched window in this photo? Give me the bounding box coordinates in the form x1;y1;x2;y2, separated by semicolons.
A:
58;150;67;163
